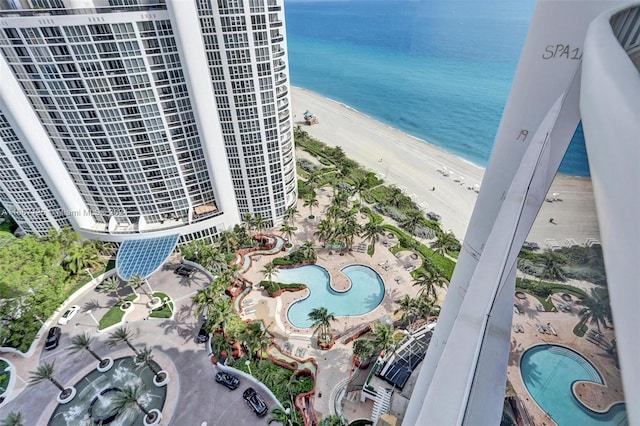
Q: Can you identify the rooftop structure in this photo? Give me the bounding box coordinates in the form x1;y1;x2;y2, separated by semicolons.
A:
0;0;296;242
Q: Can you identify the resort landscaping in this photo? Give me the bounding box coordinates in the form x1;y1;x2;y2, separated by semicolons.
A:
0;129;623;426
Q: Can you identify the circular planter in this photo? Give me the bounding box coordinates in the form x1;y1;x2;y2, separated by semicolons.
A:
57;387;76;404
147;297;162;310
97;357;114;373
144;409;162;426
153;370;170;387
515;291;527;300
120;301;134;312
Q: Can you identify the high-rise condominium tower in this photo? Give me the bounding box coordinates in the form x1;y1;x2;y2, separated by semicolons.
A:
0;0;297;243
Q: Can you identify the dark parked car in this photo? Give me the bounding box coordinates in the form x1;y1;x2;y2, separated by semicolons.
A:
215;372;240;390
426;211;441;222
197;324;209;343
44;326;61;350
174;266;194;277
243;387;268;417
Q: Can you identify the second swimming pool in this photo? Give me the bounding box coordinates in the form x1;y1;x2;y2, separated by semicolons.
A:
278;264;385;328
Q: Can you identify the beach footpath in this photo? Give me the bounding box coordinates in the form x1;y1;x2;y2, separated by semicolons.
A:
291;87;600;249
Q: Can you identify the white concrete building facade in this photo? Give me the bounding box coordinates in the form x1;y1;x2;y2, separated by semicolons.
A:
0;0;296;242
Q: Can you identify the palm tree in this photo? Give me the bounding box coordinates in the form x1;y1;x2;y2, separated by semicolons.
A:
394;295;418;329
211;332;231;360
280;223;297;241
414;293;441;322
539;250;566;282
63;240;102;275
361;221;384;251
212;296;234;331
400;210;423;238
261;262;279;283
314;219;334;247
110;383;159;424
412;264;447;300
299;240;316;260
254;214;267;236
372;322;395;355
192;286;218;322
96;276;125;303
351;175;369;204
135;347;166;382
303;193;319;219
216;229;239;254
107;326;139;355
283;205;299;226
430;231;460;255
241;321;270;360
387;185;405;208
68;332;111;369
352;339;374;368
28;361;71;398
308;307;336;345
0;412;24;426
578;287;611;332
127;274;147;297
242;212;256;234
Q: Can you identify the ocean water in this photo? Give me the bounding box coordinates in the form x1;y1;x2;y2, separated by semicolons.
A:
285;0;590;176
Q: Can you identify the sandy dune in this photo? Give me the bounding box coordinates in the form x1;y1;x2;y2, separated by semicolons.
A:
291;87;600;248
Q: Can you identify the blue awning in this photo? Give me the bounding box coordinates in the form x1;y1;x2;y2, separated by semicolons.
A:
116;234;179;281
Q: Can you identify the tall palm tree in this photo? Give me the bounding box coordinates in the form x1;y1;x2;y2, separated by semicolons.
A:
135;347;166;382
314;219;334;247
283;205;299;226
261;262;279;283
308;307;336;344
394;295;418;329
242;212;256;234
0;412;24;426
387;186;405;208
299;240;316;260
372;322;395;355
254;215;267;236
414;293;441;322
400;210;423;239
351;176;369;204
192;286;218;321
241;321;270;360
110;383;159;424
430;231;460;255
412;265;447;301
352;339;374;368
216;229;239;254
578;288;611;332
63;240;102;275
68;332;110;368
107;326;139;355
539;250;566;282
302;193;319;219
212;296;234;331
96;276;125;303
127;274;147;297
28;361;69;396
361;221;385;251
280;223;297;241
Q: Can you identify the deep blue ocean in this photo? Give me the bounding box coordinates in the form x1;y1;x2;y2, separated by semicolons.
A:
285;0;590;176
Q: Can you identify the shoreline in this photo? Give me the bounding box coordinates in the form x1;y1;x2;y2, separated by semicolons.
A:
291;86;600;246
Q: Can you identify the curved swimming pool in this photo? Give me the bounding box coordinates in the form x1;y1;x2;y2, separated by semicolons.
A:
520;344;627;425
280;264;385;328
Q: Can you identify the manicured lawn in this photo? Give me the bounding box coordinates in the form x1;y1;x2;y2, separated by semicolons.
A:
98;294;137;330
149;292;173;319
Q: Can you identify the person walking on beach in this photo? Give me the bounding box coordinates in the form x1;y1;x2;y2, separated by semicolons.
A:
549;218;555;224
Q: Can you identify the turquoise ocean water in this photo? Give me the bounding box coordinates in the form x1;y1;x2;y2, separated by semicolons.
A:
285;0;590;176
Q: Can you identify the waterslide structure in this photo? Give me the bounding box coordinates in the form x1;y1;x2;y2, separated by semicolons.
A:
403;1;640;425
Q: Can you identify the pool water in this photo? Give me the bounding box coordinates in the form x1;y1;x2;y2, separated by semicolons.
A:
520;344;627;426
280;264;385;328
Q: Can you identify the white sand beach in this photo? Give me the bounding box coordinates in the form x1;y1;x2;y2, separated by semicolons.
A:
291;87;600;248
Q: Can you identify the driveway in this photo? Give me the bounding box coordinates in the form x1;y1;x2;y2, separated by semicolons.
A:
1;267;274;425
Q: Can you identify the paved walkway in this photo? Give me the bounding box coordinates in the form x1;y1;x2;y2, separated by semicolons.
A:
0;264;274;425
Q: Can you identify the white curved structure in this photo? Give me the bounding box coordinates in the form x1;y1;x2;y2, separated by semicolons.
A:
0;0;296;242
404;1;639;425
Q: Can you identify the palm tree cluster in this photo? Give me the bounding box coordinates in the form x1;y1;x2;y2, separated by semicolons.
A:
578;287;612;332
308;307;336;345
314;188;365;252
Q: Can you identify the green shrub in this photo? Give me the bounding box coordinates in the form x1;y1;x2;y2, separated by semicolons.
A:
261;281;305;296
273;249;315;266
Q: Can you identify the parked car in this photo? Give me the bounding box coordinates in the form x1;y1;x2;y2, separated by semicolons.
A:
44;326;61;350
215;372;240;390
243;387;268;417
426;211;442;222
58;305;80;325
197;324;209;343
174;266;194;277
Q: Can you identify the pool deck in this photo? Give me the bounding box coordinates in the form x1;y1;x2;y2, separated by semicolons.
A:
509;292;624;425
238;188;441;422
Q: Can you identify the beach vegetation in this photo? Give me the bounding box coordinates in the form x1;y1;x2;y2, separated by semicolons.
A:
517;245;606;286
577;287;611;332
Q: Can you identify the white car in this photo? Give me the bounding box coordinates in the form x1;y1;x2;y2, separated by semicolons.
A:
58;305;80;325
